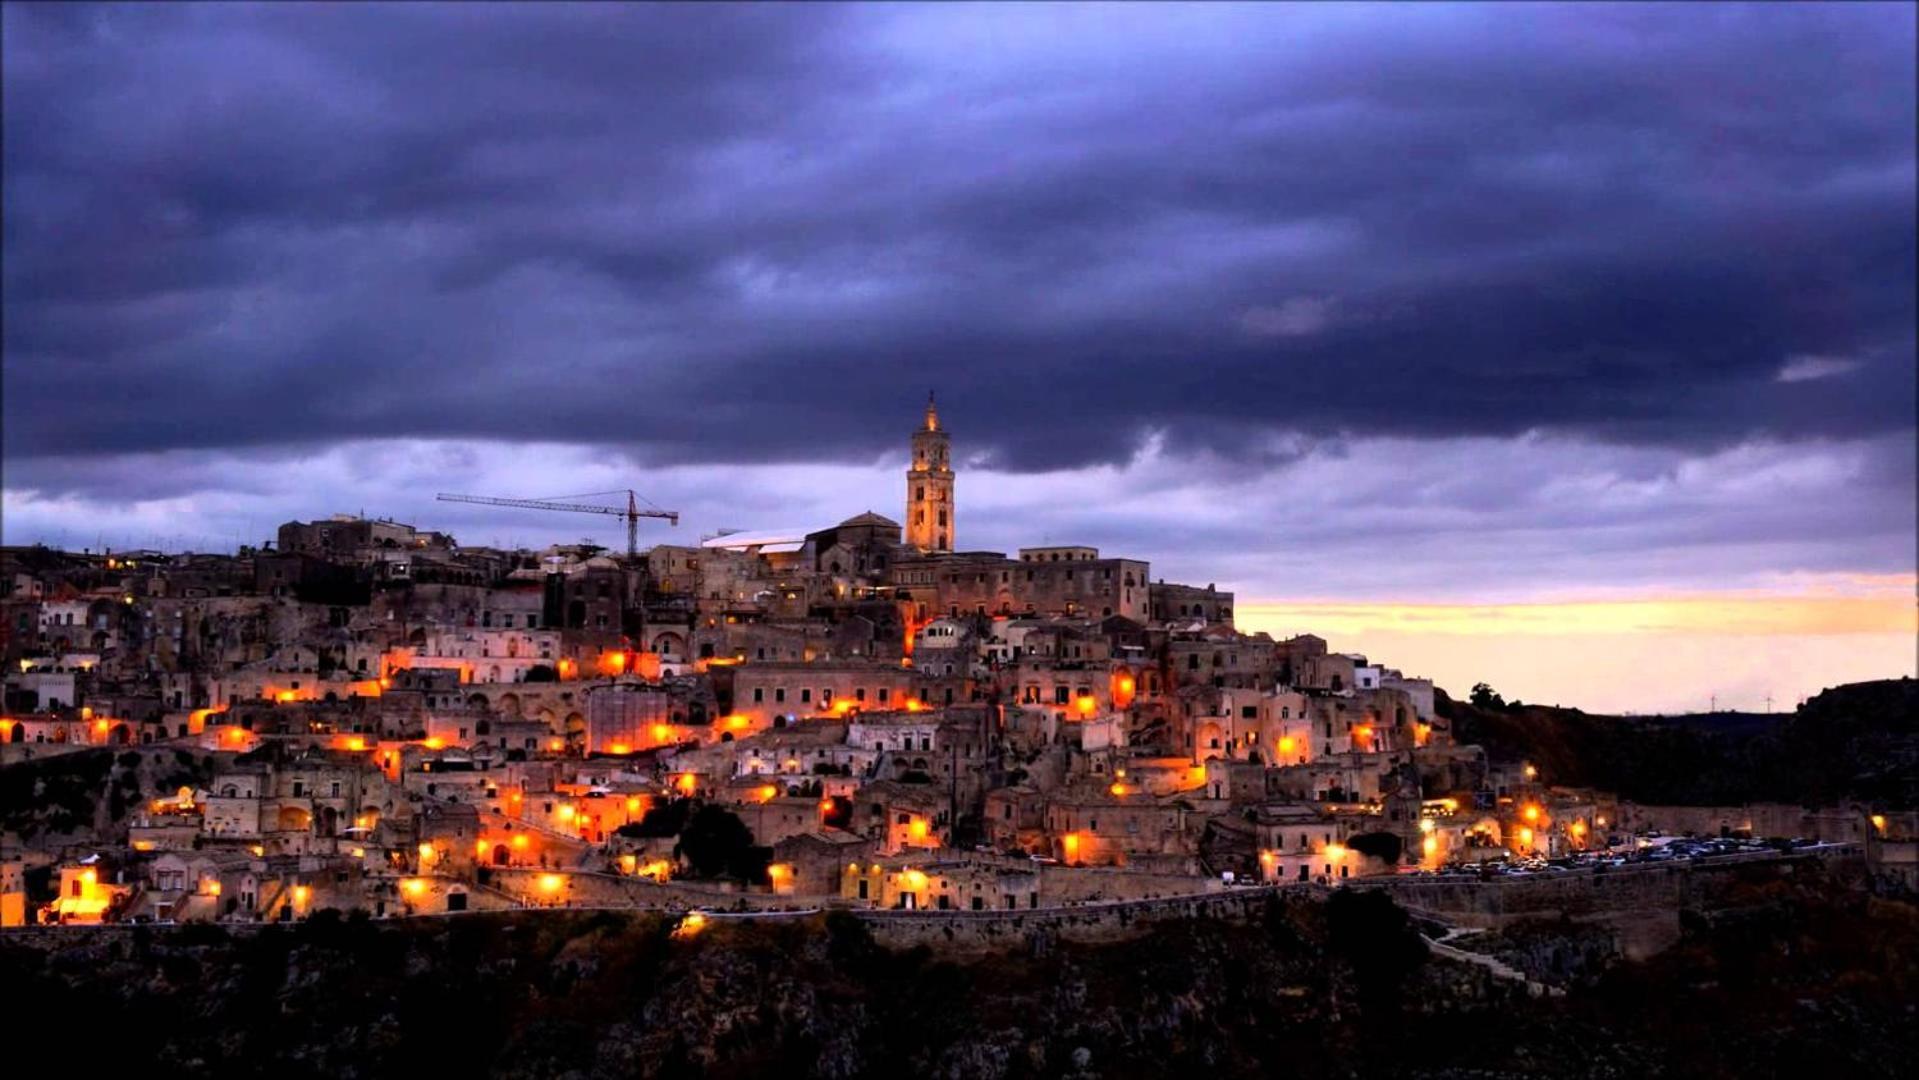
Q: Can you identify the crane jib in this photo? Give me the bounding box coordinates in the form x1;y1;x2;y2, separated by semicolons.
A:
435;491;680;557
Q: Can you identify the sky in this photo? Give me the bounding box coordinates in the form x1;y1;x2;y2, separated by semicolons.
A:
3;2;1914;712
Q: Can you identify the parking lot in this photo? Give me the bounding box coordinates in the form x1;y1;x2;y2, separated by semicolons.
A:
1410;835;1833;878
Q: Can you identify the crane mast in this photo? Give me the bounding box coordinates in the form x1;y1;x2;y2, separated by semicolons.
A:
435;490;679;558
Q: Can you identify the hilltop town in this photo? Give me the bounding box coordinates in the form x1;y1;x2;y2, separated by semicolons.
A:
1;399;1910;929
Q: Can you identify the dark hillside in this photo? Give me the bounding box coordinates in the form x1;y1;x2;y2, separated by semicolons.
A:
1440;677;1919;806
2;876;1912;1079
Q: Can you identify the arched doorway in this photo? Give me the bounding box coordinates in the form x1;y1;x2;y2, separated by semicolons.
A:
1197;721;1224;755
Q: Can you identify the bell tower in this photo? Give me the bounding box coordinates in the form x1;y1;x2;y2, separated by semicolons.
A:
906;392;954;552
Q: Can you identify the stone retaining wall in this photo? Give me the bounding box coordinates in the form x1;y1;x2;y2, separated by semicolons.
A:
488;868;798;911
1037;864;1229;906
855;886;1287;949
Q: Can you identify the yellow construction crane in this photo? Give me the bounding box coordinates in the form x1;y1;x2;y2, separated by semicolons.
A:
436;489;679;558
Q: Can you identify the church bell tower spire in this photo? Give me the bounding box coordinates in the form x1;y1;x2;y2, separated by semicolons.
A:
906;393;954;552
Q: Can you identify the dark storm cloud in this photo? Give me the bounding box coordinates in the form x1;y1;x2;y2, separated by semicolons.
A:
4;1;1913;478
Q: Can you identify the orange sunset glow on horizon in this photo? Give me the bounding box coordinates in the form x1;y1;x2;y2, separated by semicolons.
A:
1240;576;1917;715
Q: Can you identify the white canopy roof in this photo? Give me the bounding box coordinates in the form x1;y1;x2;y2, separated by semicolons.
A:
701;529;809;552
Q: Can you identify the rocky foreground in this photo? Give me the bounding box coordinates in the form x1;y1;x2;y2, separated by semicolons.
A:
4;869;1915;1079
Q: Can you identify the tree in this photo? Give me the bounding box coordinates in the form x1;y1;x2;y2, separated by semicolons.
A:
618;797;692;838
1347;830;1404;864
674;804;762;881
1326;889;1427;1014
1469;682;1505;710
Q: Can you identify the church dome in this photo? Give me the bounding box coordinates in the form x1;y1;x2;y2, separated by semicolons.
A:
838;510;901;529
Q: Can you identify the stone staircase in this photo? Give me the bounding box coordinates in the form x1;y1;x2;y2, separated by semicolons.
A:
1421;926;1565;998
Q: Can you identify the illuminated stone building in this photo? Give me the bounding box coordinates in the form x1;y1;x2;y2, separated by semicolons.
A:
1043;789;1196;867
729;661;920;726
714;723;876;783
895;549;1151;622
1254;804;1361;884
46;860;132;924
0;858;26;927
848;854;1041;910
200;749;401;855
853;779;950;854
770;830;873;897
